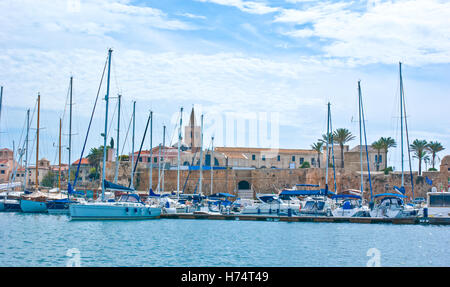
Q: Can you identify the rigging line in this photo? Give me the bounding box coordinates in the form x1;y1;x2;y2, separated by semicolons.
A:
120;111;133;157
72;55;108;189
107;97;118;141
403;82;414;198
360;84;373;201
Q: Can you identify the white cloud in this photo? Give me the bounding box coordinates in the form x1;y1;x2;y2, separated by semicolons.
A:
197;0;279;14
276;0;450;66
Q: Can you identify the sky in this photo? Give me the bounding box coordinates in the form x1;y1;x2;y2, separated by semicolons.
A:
0;0;449;171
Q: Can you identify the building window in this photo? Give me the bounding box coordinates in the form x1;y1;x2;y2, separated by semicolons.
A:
262;155;266;161
154;157;157;163
0;170;4;174
379;155;382;163
139;158;142;162
277;155;280;161
300;158;304;164
292;156;295;162
252;154;256;161
311;158;315;165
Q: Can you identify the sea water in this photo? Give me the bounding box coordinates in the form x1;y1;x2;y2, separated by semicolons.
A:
0;212;449;267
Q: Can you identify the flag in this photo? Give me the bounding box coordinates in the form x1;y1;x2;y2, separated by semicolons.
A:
425;176;433;186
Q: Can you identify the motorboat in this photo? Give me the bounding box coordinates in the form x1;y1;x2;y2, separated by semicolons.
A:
0;191;24;212
331;194;369;217
298;196;333;217
369;193;418;218
240;194;301;216
425;191;450;218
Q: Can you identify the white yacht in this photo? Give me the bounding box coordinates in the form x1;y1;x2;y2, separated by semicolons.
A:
70;187;161;220
240;194;302;216
425;191;450;218
331;194;369;217
369;193;418;218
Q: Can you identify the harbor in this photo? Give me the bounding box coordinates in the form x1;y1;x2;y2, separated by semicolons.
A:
1;0;450;270
160;213;450;225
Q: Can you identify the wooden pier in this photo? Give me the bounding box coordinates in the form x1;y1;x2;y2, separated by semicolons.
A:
160;213;450;225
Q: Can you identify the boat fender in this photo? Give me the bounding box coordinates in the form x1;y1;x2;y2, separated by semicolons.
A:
299;204;302;211
134;208;138;213
125;207;129;212
148;208;152;215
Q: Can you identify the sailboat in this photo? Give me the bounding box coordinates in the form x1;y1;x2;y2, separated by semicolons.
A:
332;81;370;217
0;88;27;212
370;62;418;218
69;49;161;220
20;93;52;213
297;103;335;217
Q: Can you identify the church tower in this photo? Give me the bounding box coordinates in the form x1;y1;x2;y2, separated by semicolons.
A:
184;107;201;152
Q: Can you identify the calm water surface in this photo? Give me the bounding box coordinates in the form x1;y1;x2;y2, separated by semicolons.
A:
0;212;449;267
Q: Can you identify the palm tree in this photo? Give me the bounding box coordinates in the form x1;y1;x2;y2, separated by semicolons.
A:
333;128;355;168
371;139;384;171
311;141;324;168
319;133;332;167
426;141;445;169
410;139;428;176
379;137;396;170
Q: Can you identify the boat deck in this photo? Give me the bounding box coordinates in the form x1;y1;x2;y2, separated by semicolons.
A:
161;213;450;225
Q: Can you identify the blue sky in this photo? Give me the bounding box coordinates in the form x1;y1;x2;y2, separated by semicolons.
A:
0;0;449;171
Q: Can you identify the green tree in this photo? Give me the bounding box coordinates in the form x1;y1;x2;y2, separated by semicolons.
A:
371;139;384;171
379;137;396;170
410;139;428;176
300;161;310;168
311;141;324;168
41;171;56;188
426;141;444;169
333;128;355;168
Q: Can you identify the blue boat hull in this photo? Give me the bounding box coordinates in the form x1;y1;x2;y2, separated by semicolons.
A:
70;204;161;220
20;199;48;213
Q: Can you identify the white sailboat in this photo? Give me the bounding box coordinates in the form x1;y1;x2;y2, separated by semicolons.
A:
69;49;161;220
370;62;418;218
332;81;371;217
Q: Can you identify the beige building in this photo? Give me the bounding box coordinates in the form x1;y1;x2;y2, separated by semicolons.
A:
344;145;382;172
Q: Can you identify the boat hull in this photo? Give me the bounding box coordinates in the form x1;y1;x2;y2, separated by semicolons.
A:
20;199;48;213
70;203;161;220
2;200;22;212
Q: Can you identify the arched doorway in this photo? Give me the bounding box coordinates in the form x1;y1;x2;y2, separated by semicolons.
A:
237;180;252;199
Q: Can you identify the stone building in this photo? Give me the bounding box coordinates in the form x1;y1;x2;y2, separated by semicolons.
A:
344;145;382;172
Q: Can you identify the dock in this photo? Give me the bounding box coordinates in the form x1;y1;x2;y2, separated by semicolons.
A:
160;213;450;225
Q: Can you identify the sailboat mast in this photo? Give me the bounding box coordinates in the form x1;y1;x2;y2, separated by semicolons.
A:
58;118;62;191
68;76;72;186
24;109;30;190
199;115;204;195
157;143;161;192
325;103;330;189
177;107;183;200
36;93;40;191
149;111;153;192
211;136;214;195
101;48;113;202
399;62;404;187
162;125;166;193
114;94;121;183
130;101;135;189
358;81;364;194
